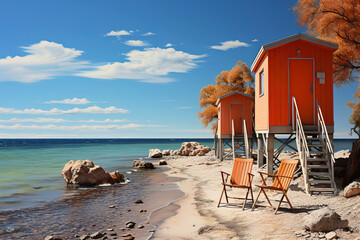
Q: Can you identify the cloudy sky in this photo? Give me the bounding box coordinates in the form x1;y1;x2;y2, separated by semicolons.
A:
0;0;356;138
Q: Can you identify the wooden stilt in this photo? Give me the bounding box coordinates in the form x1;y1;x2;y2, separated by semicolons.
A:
267;133;274;174
257;135;264;168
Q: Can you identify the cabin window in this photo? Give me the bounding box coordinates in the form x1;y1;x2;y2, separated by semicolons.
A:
260;70;264;96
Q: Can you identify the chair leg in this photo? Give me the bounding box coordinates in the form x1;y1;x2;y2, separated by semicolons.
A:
262;189;273;207
224;186;229;203
217;185;225;207
242;188;250;210
282;190;293;209
275;194;285;214
249;186;254;202
252;188;262;210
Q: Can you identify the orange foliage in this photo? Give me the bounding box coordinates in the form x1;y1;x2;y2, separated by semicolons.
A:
198;61;254;130
294;0;360;137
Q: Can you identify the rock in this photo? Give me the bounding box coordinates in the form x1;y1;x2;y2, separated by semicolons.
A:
140;209;147;213
109;171;125;183
304;207;348;232
134;199;143;204
79;235;90;240
61;160;125;186
107;228;114;231
149;149;162;158
108;232;117;236
120;233;132;237
159;160;167;165
162;150;171;156
177;142;211;156
44;236;62;240
344;181;360;198
325;231;337;240
138;224;144;229
124;236;134;240
90;231;104;239
132;160;155;169
334;150;351;159
109;205;116;208
126;221;136;228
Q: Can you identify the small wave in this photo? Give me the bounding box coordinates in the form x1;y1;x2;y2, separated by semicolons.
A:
98;183;112;187
126;171;132;174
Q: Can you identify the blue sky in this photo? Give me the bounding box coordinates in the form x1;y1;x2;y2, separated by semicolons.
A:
0;0;357;138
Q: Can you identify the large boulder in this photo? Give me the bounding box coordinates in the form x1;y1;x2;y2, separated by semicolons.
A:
344;181;360;198
133;160;155;169
149;149;162;158
178;142;211;156
303;207;348;232
61;160;125;186
162;149;171;156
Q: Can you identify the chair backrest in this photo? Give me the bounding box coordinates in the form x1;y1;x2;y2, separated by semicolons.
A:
272;159;299;190
230;158;254;186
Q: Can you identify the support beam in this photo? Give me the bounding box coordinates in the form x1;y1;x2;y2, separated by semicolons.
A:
267;133;274;174
257;135;264;168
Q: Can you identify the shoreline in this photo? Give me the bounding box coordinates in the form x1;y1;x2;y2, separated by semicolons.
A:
154;152;360;240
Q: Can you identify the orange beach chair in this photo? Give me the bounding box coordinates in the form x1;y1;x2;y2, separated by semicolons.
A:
218;158;254;210
252;159;299;214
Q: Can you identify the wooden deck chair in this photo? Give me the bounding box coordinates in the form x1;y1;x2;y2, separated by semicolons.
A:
252;159;299;214
218;158;254;210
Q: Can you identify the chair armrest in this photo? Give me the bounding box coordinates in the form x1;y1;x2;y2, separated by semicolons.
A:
220;171;230;176
275;175;294;179
258;171;276;177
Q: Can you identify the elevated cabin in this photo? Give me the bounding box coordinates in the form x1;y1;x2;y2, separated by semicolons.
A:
216;91;254;138
251;33;337;134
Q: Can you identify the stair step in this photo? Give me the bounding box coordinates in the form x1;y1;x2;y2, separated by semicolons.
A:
307;165;329;169
308;172;330;177
308;144;323;147
308;179;332;184
305;131;320;134
307;137;320;141
307;158;328;162
309;188;335;192
309;151;325;155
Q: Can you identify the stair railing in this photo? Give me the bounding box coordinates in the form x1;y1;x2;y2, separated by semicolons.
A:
232;119;235;160
316;101;336;193
243;119;250;158
292;97;310;194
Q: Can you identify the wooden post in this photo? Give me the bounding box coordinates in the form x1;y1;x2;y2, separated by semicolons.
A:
267;133;274;174
257;135;264;168
219;138;224;161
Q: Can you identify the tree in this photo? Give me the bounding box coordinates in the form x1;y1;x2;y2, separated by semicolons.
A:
294;0;360;184
198;61;254;132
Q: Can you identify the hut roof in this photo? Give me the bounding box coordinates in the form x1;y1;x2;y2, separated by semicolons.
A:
251;33;338;72
216;91;254;106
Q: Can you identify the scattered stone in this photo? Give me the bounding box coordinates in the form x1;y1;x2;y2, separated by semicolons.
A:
44;236;54;240
138;225;144;229
90;231;104;239
61;160;125;186
74;234;80;238
198;225;212;235
120;233;132;237
178;142;211;156
344;181;360;198
132;160;155;169
139;209;147;213
127;209;131;212
79;235;90;240
109;232;117;236
126;221;136;228
124;236;134;240
325;231;337;240
107;228;114;231
159;160;167;165
109;205;116;208
102;237;108;240
162;149;171;156
134;199;143;204
304;207;349;232
92;224;96;226
148;149;162;158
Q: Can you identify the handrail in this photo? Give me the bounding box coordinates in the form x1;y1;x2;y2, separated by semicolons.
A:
316;101;335;163
232;119;235;160
243;119;250;158
292;97;310;194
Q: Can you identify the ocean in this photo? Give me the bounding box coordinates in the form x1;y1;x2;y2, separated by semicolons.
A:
0;138;355;239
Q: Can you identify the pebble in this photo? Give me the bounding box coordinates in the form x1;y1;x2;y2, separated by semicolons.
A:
138;225;144;229
134;199;143;204
124;236;134;240
90;231;104;239
120;233;132;237
109;205;116;208
79;235;90;240
139;209;147;213
127;209;131;212
325;232;337;240
126;221;136;229
107;228;114;231
109;232;117;236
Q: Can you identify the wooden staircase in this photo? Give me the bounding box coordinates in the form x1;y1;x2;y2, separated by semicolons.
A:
232;119;250;159
292;97;336;195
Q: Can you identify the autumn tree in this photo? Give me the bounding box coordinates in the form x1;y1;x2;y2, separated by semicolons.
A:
294;0;360;184
198;61;254;132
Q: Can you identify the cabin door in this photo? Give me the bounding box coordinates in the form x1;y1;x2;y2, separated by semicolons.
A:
289;59;315;125
230;103;243;134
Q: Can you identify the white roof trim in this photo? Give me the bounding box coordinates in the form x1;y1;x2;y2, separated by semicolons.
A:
216;91;254;105
251;33;338;72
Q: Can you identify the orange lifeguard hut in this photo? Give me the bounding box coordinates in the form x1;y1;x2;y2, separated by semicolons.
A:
215;91;254;161
251;34;338;195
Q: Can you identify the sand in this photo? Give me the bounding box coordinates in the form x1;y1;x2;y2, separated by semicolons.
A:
153;152;360;240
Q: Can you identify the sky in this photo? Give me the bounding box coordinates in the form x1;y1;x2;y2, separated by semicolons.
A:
0;0;357;139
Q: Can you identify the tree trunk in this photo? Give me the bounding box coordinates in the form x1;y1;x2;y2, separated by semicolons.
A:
345;139;360;185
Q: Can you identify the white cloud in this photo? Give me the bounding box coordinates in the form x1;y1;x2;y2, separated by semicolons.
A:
0;118;128;123
210;40;250;51
45;98;90;104
106;30;131;37
143;32;155;36
0;41;87;83
124;40;149;47
252;39;259;42
178;107;192;109
165;43;173;47
0;123;160;131
0;106;128;115
77;47;206;82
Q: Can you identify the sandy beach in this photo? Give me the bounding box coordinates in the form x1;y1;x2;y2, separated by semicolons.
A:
153;152;360;240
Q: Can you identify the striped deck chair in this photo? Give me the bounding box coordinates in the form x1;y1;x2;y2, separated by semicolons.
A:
217;158;254;210
252;159;299;214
